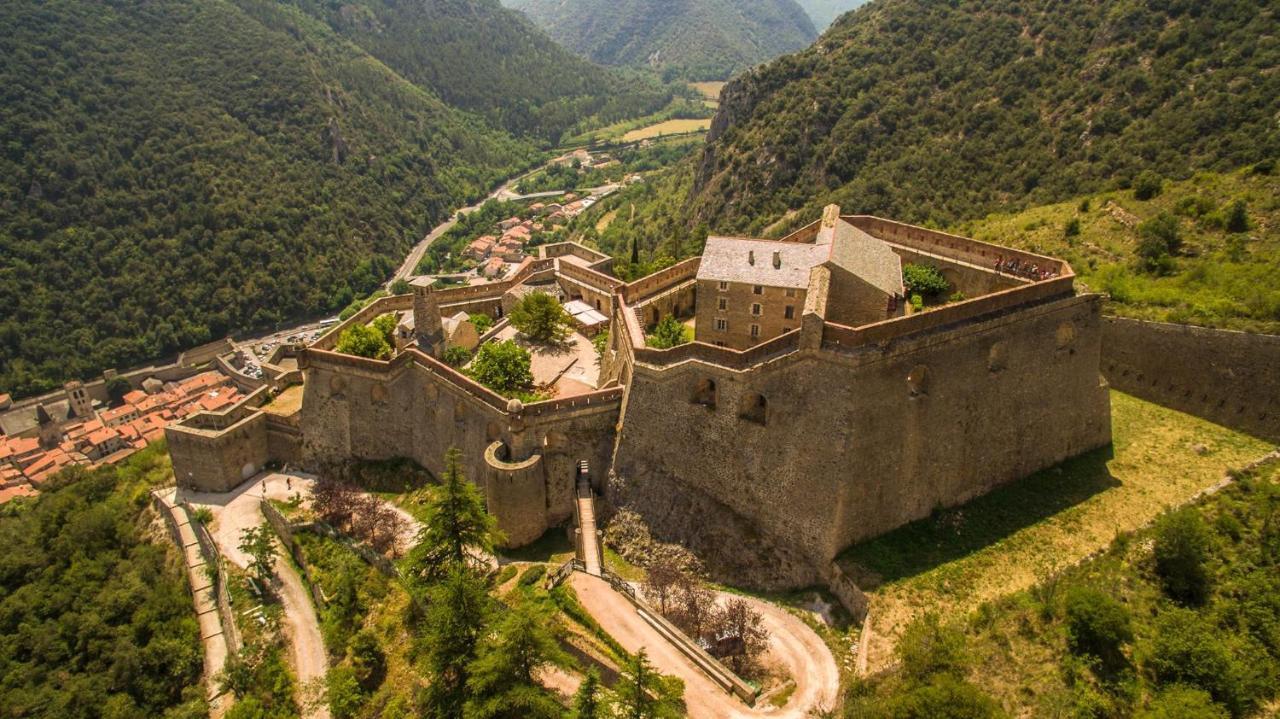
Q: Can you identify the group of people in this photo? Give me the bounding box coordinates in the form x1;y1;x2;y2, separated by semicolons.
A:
995;255;1060;281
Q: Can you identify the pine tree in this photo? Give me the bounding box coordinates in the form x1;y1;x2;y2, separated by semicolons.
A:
418;566;492;719
406;448;503;583
574;671;603;719
465;600;571;719
614;649;684;719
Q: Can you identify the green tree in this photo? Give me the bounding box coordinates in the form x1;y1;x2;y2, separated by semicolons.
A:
239;523;277;588
418;566;492;719
326;666;365;719
1134;170;1165;200
902;264;951;298
470;313;495;335
467;340;533;396
391;278;412;295
348;630;387;692
613;649;683;719
645;316;689;349
1065;217;1081;238
465;600;571;719
509;292;571;344
592;330;610;360
106;376;133;405
1224;200;1250;233
406;448;502;583
336;324;392;360
372;313;399;347
1144;609;1249;716
877;676;1007;719
573;671;604;719
1153;508;1213;605
1064;585;1132;669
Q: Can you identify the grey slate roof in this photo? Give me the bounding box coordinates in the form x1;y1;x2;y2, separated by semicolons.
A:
696;237;829;289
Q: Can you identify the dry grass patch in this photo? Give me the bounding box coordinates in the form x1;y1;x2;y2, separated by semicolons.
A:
842;390;1275;670
689;81;726;101
621;118;711;142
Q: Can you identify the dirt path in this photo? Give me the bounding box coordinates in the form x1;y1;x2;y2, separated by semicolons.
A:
185;476;330;719
567;574;838;719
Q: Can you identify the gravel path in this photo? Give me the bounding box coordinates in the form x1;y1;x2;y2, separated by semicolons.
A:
568;574;838;718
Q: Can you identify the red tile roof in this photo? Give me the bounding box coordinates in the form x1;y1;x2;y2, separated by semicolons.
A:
0;484;37;504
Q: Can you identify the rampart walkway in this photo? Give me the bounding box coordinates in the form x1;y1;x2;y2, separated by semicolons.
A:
577;483;602;576
154;489;233;718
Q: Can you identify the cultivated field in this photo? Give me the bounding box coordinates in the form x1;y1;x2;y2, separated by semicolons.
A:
621;118;712;142
840;390;1277;670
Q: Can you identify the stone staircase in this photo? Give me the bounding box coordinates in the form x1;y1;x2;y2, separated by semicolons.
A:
576;460;603;576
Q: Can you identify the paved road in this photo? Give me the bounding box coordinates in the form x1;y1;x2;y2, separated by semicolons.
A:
185;476;331;719
568;574;839;719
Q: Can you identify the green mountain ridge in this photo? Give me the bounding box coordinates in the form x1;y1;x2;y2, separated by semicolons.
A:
691;0;1279;235
506;0;818;81
283;0;672;141
0;0;542;397
793;0;869;29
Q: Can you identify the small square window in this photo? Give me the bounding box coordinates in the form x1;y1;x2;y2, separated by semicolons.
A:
718;297;727;311
715;318;728;331
750;324;760;338
753;285;763;295
785;288;797;298
718;281;729;291
751;303;762;316
784;305;795;320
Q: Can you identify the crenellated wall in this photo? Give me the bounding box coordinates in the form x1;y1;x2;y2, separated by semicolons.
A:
1102;318;1280;443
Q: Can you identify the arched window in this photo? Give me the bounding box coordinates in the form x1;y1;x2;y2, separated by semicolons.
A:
740;393;767;425
692;378;717;408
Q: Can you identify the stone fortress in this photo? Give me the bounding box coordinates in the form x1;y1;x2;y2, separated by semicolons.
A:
168;206;1114;613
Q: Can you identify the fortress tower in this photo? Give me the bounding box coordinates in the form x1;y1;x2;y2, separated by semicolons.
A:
64;380;92;419
411;277;445;358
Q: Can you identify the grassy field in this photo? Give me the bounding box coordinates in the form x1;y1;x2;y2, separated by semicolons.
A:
841;390;1276;670
689;81;726;108
956;166;1279;334
621;118;712;143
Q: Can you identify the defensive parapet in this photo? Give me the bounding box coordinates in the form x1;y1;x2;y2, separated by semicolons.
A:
482;441;547;547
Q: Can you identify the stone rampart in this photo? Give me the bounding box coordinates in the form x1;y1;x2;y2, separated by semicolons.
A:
622;258;701;303
1102;318;1280;443
610;292;1111;590
846;215;1068;277
311;295;414;351
167;409;270;493
177;337;236;368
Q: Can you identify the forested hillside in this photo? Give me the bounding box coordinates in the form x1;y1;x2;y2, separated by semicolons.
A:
507;0;817;81
285;0;672;141
692;0;1279;235
0;446;206;718
0;0;538;398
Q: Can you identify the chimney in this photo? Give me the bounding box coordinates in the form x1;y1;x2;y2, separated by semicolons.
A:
748;250;755;266
772;251;782;269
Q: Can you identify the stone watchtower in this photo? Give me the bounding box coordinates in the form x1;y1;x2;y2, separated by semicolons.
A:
64;380;92;419
410;277;445;358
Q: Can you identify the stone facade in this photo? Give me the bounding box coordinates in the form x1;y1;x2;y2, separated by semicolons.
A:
695;280;802;349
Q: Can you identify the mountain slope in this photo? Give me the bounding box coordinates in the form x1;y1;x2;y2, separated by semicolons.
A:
794;0;869;29
0;0;536;397
507;0;818;81
285;0;672;141
692;0;1279;235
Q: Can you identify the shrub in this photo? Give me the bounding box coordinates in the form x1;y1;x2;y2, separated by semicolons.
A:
335;324;392;360
1063;586;1133;667
903;263;950;297
1137;213;1182;274
326;666;364;719
1224;200;1250;233
910;294;925;312
1251;159;1274;176
1137;686;1229;719
1065;217;1081;238
1079;198;1092;212
899;613;968;682
467;340;533;395
878;676;1006;719
1153;508;1213;605
469;312;494;335
390;278;411;295
347;630;386;692
509;292;570;344
518;564;546;586
371;313;398;346
1134;170;1164;200
443;345;471;367
1145;609;1249;716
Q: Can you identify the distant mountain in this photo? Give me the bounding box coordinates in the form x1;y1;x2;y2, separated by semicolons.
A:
691;0;1280;234
0;0;540;397
284;0;671;141
794;0;869;29
506;0;818;81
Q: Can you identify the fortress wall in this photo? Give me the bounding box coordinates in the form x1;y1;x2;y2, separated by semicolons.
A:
311;295;414;351
298;349;622;546
167;411;269;493
483;442;546;547
622;258;701;303
440;296;505;320
848;216;1068;276
611;293;1111;588
1102;318;1280;443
